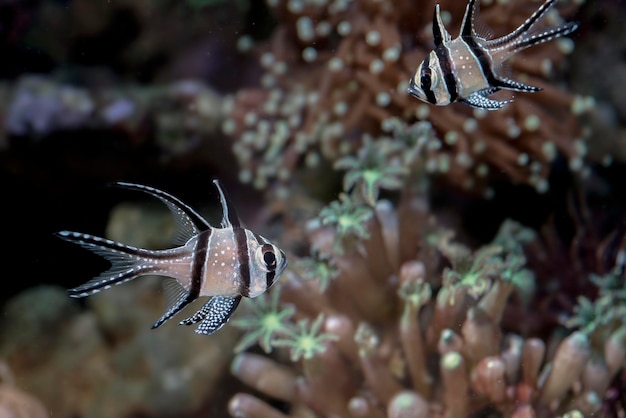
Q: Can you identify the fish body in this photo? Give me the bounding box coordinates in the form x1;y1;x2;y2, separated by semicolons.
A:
57;180;288;335
408;0;578;109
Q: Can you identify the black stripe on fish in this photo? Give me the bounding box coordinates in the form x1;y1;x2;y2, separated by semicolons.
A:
234;227;251;297
458;0;498;88
434;45;458;103
252;233;277;291
151;229;212;329
462;37;498;88
421;55;437;104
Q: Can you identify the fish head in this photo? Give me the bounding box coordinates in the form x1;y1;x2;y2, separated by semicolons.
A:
246;236;288;298
408;51;449;106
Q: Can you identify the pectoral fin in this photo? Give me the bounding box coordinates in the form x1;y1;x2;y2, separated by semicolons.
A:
179;295;242;335
151;279;195;329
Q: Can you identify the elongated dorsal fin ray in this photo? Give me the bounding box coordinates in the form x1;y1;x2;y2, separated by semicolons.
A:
486;0;558;50
213;179;241;228
460;0;479;38
179;295;242;335
432;4;452;46
114;182;211;245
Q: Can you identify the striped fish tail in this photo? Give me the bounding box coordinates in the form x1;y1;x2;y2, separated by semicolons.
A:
56;231;155;298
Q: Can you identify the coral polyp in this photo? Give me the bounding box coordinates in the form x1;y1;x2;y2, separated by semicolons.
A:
223;0;596;195
227;125;626;417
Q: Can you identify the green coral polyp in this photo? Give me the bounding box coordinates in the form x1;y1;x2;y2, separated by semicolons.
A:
232;287;296;354
273;314;339;362
319;194;373;251
296;253;339;292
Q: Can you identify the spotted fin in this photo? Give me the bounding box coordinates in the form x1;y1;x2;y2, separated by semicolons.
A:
508;22;579;54
493;77;541;93
179;295;242;335
461;89;512;110
57;231;154;297
114;182;211;245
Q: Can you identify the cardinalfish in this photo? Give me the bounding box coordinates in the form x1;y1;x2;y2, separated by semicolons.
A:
56;180;288;335
408;0;578;110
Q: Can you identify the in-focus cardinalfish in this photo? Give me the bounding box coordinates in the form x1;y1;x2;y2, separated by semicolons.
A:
408;0;579;110
56;180;288;335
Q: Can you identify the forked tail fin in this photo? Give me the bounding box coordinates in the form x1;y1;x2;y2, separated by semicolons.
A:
56;231;155;298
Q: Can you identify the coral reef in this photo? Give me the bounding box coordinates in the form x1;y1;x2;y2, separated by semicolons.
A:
226;123;626;417
2;76;223;156
222;0;596;196
1;0;625;417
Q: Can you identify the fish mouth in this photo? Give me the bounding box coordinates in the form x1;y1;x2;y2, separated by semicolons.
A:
407;78;420;98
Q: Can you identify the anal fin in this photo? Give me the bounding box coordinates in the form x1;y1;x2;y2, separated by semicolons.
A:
494;77;541;93
179;295;242;335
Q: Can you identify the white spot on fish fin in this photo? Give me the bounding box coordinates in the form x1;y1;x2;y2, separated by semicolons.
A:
178;295;242;335
462;90;512;110
58;231;151;297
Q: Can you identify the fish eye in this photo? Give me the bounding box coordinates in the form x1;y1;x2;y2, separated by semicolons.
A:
258;244;277;271
420;72;431;89
429;69;438;87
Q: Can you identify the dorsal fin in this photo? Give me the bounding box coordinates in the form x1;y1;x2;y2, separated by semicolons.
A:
213;179;241;228
486;0;558;51
114;182;211;244
432;4;452;46
460;0;479;38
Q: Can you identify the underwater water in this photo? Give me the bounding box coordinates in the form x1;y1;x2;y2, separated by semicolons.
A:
0;0;625;417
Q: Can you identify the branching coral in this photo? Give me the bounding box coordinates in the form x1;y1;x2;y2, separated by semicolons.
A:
223;0;597;195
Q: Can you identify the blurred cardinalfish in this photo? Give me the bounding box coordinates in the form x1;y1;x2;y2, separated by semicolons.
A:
56;180;288;335
408;0;578;109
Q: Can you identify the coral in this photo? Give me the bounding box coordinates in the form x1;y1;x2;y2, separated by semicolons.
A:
232;286;296;353
2;76;223;157
222;0;597;196
273;314;339;362
0;361;49;418
226;143;626;418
